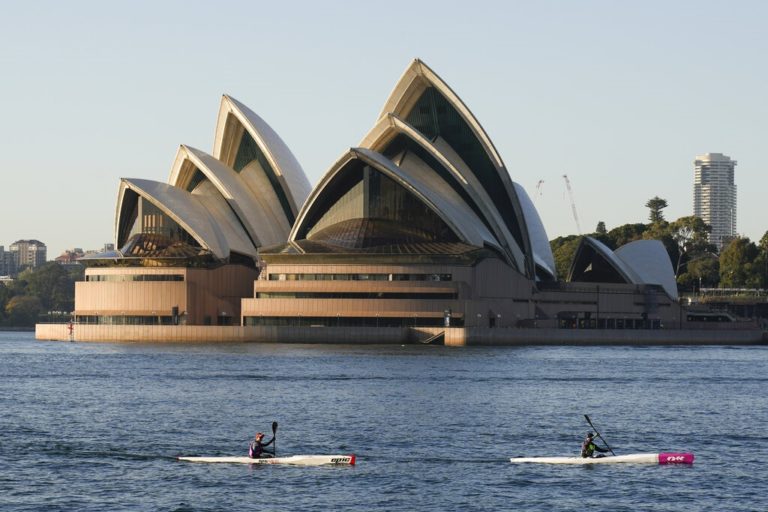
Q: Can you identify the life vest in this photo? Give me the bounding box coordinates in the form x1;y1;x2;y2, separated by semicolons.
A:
581;438;595;458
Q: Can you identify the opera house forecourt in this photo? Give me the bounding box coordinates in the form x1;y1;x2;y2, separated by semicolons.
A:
36;59;765;345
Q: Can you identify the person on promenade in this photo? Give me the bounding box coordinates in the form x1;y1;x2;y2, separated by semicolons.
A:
249;431;275;459
581;432;609;458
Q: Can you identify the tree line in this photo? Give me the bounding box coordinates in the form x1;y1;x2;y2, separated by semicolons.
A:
551;196;768;291
0;263;83;327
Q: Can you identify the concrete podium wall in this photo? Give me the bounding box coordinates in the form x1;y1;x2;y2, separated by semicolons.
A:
36;323;766;345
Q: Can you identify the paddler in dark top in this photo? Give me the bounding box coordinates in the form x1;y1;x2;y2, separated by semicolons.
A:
581;432;609;458
249;432;275;458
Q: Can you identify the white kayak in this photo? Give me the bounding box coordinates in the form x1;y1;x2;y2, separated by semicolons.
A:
510;452;694;465
178;454;356;466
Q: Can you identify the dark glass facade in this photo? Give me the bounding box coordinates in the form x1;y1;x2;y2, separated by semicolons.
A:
256;292;457;299
244;316;464;328
86;274;184;282
186;169;206;192
75;315;175;325
303;163;459;249
268;273;452;281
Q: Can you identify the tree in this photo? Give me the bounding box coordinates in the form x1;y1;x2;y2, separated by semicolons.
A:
669;216;714;277
19;262;77;313
605;223;647;249
719;237;760;288
756;231;768;288
645;196;668;224
595;221;607;235
759;231;768;252
678;254;720;290
550;235;582;279
5;295;42;327
0;284;13;325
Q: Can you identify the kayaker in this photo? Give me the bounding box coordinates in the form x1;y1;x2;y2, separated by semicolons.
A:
581;432;609;458
249;432;275;459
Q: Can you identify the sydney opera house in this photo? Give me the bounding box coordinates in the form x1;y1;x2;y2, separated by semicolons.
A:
36;59;762;345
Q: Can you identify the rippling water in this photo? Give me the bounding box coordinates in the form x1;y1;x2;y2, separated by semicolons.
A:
2;331;767;511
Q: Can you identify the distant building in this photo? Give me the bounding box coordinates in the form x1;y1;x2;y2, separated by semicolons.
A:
55;248;85;265
9;239;47;272
693;153;737;251
0;245;14;276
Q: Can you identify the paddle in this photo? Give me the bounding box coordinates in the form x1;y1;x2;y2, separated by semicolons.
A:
272;421;278;456
584;414;616;456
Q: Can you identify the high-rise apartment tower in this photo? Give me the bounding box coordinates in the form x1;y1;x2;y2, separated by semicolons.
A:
693;153;737;251
9;239;47;271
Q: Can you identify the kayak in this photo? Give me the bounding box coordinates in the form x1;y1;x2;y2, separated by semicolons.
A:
510;452;694;465
177;454;356;466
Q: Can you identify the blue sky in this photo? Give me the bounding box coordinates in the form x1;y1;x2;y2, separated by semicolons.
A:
1;0;766;258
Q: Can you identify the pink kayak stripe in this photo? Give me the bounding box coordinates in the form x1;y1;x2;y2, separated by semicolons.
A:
658;452;694;464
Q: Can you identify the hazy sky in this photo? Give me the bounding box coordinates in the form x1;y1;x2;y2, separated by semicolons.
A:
2;0;766;258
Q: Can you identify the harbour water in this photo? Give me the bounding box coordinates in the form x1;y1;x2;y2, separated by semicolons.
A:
2;331;767;511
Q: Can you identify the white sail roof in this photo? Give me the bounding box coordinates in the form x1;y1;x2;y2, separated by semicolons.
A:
374;59;535;277
615;240;678;300
212;95;311;221
514;183;556;280
168;145;291;248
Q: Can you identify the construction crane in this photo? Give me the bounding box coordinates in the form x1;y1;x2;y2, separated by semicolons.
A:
562;174;582;234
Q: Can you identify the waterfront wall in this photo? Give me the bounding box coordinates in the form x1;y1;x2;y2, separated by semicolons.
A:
36;323;766;345
440;327;766;346
35;323;408;344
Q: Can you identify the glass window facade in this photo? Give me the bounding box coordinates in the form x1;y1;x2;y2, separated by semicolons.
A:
244;316;464;328
186;168;206;193
268;273;452;281
304;164;459;248
86;274;184;282
256;292;457;299
119;194;199;249
75;315;176;325
117;195;205;259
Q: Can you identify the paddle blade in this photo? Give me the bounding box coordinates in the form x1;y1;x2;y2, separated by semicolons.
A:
272;421;278;434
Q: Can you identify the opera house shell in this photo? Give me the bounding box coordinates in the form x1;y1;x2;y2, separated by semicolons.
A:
37;58;757;344
73;95;310;327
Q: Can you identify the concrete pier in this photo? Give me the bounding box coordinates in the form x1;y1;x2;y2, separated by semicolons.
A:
35;323;767;346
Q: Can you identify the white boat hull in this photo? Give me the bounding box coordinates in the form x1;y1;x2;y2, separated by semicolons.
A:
178;454;356;466
510;452;694;465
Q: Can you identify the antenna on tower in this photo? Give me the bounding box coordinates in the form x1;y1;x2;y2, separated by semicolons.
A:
562;174;582;234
